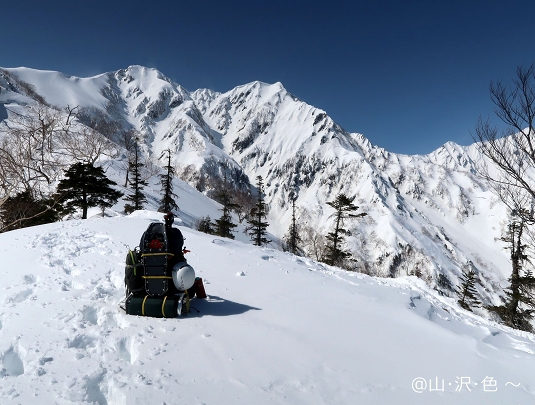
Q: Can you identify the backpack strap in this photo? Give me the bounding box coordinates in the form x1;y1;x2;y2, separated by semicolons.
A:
141;253;174;257
141;295;149;316
127;249;143;276
143;275;173;279
161;296;168;317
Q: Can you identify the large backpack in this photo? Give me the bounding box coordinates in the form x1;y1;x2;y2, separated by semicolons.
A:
122;222;193;318
139;222;176;297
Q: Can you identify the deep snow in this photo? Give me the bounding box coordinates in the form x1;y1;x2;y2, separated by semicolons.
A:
1;211;535;405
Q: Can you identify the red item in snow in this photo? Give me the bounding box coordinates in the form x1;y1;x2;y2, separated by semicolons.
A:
194;277;207;299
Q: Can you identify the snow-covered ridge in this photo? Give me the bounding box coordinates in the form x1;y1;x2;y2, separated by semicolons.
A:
0;65;516;302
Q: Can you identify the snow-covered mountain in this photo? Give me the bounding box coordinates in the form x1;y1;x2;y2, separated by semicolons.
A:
1;212;535;405
0;66;514;303
2;65;535;404
189;80;509;292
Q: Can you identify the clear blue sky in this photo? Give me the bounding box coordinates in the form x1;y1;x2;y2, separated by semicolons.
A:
2;0;534;154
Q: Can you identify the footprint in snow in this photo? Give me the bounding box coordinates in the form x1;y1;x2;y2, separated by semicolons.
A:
81;306;98;325
5;289;33;305
67;334;97;350
64;369;107;405
115;337;138;364
212;239;228;245
0;347;24;377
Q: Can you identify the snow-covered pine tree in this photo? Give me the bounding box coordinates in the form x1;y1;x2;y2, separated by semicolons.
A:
323;193;366;268
123;141;148;214
455;265;481;311
246;175;271;246
158;149;179;213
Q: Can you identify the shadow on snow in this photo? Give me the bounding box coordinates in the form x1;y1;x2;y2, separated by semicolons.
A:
188;295;260;317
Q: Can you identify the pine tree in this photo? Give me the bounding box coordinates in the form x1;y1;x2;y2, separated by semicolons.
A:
197;216;216;235
56;162;123;219
488;209;535;331
214;189;239;239
246;175;271;246
284;197;302;255
456;266;481;311
323;193;366;267
123;141;148;214
158;149;179;213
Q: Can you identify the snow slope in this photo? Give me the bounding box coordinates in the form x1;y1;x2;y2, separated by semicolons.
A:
1;213;535;405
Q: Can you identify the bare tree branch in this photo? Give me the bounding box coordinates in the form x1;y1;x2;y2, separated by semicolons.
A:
473;64;535;217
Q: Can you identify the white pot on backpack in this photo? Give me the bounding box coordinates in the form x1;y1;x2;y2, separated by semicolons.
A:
172;262;195;291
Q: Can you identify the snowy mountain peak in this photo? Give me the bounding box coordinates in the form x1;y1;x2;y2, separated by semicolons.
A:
0;65;516;303
115;65;177;90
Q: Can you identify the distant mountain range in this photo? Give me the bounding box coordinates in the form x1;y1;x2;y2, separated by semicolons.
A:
0;65;515;304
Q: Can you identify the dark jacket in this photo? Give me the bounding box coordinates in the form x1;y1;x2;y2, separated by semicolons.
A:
166;225;185;264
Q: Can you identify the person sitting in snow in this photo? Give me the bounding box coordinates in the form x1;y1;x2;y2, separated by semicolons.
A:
164;212;203;298
164;212;187;265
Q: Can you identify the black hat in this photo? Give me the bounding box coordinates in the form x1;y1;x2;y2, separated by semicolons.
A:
164;212;174;226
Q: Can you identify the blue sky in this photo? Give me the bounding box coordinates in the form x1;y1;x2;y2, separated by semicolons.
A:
2;0;534;154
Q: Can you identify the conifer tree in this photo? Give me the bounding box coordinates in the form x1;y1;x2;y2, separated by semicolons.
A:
246;175;271;246
56;162;123;219
123;141;148;214
284;197;302;255
197;216;216;235
214;189;239;239
488;209;535;331
158;149;179;213
323;193;366;267
456;266;481;311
